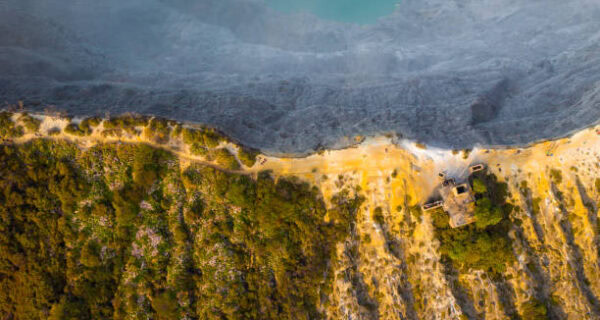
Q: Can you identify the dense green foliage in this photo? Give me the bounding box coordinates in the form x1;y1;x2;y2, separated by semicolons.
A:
64;117;101;137
0;140;357;319
182;127;224;149
103;114;148;136
433;172;515;274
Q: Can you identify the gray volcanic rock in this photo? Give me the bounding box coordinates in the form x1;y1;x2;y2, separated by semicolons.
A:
1;0;600;154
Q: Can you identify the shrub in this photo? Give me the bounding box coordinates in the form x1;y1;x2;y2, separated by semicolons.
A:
47;127;61;136
474;197;503;229
213;148;240;170
19;113;41;133
550;169;562;184
520;298;548;320
472;178;487;194
143;118;172;144
103;114;147;135
182;127;224;149
238;147;259;167
64;123;88;136
190;143;212;160
0;111;24;138
372;206;385;226
80;117;101;128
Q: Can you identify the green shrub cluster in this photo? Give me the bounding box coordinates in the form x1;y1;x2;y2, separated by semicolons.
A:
64;123;88;136
103;114;148;135
238;147;259;167
64;117;101;136
212;148;240;170
0;140;358;319
143;118;172;144
0;111;24;139
433;171;515;274
182;127;224;149
550;168;562;185
80;117;101;129
19;113;41;133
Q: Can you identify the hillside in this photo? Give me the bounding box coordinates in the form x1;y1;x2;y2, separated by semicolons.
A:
1;112;600;319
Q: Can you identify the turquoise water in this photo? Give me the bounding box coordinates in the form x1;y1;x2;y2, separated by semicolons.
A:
265;0;399;24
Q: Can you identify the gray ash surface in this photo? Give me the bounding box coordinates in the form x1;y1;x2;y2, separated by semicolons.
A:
2;0;600;155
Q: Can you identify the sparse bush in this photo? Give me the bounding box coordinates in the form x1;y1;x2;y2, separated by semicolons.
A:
550;168;562;184
372;206;385;226
463;149;471;159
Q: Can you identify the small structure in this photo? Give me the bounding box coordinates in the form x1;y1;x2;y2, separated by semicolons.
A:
469;164;485;174
439;179;476;228
422;164;485;228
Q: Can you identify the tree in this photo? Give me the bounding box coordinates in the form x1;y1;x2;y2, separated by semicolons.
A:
474;197;503;229
472;178;487;194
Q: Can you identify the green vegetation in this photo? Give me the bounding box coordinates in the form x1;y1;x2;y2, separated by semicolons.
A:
64;123;89;136
189;142;211;159
238;147;259;167
63;117;101;136
372;206;385;226
521;298;548;320
19;113;41;133
182;127;224;149
550;168;562;184
103;114;148;135
433;171;515;274
143;118;172;144
80;117;101;129
213;148;240;170
0;139;358;319
0;111;24;139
